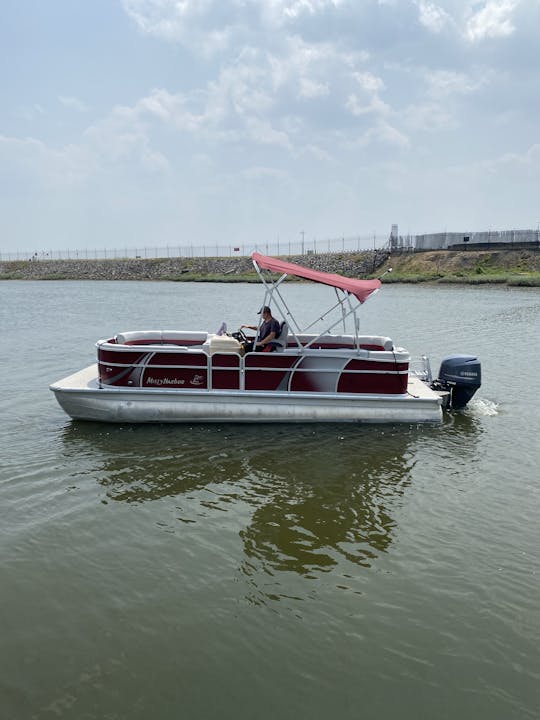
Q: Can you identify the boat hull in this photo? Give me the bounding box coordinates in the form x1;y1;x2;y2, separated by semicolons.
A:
51;365;443;424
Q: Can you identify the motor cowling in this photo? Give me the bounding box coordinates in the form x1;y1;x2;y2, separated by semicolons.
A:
432;354;481;409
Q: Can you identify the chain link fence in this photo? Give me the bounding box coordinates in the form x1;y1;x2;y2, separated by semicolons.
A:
0;234;387;262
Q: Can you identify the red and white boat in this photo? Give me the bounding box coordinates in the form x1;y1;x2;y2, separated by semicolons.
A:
50;253;481;424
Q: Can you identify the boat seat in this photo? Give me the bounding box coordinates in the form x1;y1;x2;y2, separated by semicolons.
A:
270;321;289;352
115;331;208;346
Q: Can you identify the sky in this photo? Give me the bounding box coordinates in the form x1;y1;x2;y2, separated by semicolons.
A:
1;0;539;254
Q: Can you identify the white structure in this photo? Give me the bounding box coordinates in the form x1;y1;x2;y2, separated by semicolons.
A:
388;224;414;251
414;228;540;251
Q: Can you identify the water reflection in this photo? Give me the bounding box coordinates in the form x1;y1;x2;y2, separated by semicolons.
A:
240;448;409;576
61;422;251;501
61;417;482;589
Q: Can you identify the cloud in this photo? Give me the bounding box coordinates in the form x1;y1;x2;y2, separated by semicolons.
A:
353;71;385;93
7;1;525;184
424;67;491;97
413;1;523;41
121;0;240;55
122;0;528;56
416;1;453;33
83;101;171;171
59;96;88;112
95;33;390;153
298;77;330;98
137;88;208;131
242;165;289;181
465;0;521;41
403;102;454;131
122;0;212;39
122;0;352;56
4;0;538;253
363;121;410;148
15;104;45;122
346;93;390;117
0;134;93;186
244;116;292;148
484;143;540;177
262;0;345;24
446;142;540;185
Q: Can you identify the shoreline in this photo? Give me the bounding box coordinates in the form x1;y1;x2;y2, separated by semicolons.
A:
1;249;539;286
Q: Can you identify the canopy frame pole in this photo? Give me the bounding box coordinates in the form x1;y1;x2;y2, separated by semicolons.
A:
302;297;362;349
264;273;300;335
252;256;364;352
253;262;304;348
302;296;348;331
337;287;347;333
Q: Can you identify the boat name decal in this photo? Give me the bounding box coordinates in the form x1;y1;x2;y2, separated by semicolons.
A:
190;374;205;386
147;377;185;386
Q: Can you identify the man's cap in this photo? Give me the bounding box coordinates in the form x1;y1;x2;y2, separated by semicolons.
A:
257;305;271;314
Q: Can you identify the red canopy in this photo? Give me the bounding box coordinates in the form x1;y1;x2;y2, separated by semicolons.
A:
252;252;381;304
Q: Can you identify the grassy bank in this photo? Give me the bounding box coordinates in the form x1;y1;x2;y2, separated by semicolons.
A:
380;272;540;287
376;249;540;287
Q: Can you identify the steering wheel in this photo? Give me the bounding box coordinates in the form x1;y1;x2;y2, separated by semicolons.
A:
232;328;249;343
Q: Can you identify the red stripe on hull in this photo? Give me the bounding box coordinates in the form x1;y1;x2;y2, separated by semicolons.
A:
96;346;409;395
337;373;408;394
211;353;240;390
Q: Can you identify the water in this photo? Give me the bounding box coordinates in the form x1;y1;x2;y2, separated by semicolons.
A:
1;280;539;720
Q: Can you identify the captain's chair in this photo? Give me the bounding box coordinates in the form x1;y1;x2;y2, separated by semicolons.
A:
271;321;289;352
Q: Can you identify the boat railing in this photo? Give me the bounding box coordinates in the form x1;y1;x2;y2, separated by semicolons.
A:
97;338;410;393
409;355;433;383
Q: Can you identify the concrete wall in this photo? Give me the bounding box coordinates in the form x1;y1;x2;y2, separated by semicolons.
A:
415;229;540;250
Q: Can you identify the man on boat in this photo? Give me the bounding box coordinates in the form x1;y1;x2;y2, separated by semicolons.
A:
241;306;281;352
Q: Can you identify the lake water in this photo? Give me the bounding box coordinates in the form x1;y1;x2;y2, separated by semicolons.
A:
1;280;539;720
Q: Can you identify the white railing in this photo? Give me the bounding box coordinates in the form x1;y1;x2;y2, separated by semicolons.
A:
409;356;433;383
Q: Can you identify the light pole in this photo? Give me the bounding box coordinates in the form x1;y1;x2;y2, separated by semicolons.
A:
300;230;305;255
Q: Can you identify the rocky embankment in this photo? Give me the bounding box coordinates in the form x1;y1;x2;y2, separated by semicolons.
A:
0;250;389;281
1;248;538;284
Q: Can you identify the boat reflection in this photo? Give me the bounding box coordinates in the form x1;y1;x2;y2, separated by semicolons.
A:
60;415;482;589
240;447;408;576
60;421;253;502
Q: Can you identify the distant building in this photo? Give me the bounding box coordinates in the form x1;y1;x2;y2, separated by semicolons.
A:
389;224;399;251
385;225;539;252
388;224;414;252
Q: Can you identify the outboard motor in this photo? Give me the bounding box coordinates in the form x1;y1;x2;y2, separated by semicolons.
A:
431;354;481;410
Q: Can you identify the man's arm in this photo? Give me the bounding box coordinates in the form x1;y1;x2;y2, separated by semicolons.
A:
256;330;277;347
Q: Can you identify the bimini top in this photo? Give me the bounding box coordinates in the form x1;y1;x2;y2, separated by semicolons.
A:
252;252;381;304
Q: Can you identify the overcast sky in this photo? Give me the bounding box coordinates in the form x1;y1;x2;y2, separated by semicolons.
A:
1;0;539;253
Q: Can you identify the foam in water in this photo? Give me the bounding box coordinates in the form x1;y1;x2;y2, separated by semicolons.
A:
467;397;499;417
